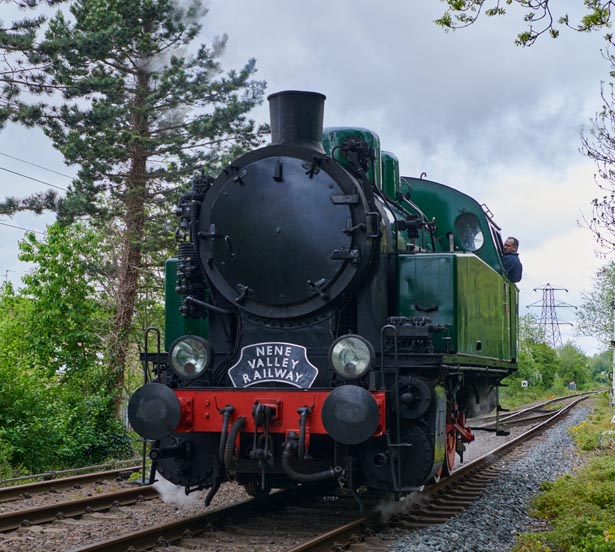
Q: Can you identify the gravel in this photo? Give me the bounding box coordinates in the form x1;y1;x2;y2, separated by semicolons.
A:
0;475;251;551
388;406;590;552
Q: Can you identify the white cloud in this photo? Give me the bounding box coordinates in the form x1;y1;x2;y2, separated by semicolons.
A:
0;1;612;354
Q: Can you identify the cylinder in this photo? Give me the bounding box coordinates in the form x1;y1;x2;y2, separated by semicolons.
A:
268;90;326;153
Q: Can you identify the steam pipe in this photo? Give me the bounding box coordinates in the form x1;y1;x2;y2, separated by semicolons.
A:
224;416;246;476
218;405;235;464
281;439;341;483
297;406;312;460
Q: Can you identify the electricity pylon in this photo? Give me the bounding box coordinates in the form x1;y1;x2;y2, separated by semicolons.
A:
527;283;577;348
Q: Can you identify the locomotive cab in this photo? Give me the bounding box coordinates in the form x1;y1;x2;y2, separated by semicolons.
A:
128;90;518;506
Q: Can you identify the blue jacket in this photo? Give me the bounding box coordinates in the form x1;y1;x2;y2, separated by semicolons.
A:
502;253;522;283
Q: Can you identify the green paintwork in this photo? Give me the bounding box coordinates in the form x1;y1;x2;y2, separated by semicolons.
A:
381;151;400;200
401;176;505;276
322;127;382;189
397;252;517;361
164;259;208;350
433;385;446;467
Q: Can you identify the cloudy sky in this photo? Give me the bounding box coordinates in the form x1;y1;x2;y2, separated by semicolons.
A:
0;1;611;353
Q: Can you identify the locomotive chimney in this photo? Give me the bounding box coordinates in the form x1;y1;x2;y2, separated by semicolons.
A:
268;90;326;153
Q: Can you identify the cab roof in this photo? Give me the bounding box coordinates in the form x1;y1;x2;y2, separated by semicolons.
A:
401;176;505;274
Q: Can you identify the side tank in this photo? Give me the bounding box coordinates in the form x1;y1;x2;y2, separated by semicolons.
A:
397;176;518;362
397;252;517;360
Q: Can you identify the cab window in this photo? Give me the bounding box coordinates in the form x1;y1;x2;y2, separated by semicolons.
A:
455;213;484;251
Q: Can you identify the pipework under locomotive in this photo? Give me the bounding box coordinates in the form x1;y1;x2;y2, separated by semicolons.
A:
128;90;518;505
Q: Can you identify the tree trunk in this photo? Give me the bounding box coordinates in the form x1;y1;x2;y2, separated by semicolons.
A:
108;67;150;416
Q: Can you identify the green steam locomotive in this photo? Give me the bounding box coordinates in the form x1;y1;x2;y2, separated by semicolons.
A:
128;90;518;507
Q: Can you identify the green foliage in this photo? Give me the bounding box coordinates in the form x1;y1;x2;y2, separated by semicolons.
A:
0;224;132;476
0;1;59;129
513;394;615;552
571;419;603;451
0;380;65;471
529;342;560;387
577;261;615;348
436;0;615;46
0;437;14;480
17;223;109;377
590;350;613;383
0;363;132;473
558;343;593;387
501;314;600;406
519;313;546;345
503;314;561;393
570;397;615;451
57;384;133;465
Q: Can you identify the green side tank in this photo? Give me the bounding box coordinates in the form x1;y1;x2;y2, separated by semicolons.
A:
396;176;518;363
397;253;518;361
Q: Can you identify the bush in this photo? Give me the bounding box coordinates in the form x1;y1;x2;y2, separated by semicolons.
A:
0;364;133;473
0;436;15;480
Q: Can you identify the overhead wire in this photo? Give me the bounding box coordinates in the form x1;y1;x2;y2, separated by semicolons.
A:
0;151;73;179
0;221;45;234
0;154;67;259
0;166;68;191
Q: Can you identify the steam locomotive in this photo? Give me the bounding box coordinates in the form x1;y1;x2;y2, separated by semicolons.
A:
128;90;518;507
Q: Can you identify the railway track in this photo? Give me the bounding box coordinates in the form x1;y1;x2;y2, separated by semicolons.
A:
69;490;368;552
0;466;141;504
0;459;141;488
0;393;590;551
470;390;599;430
0;486;158;532
0;465;155;537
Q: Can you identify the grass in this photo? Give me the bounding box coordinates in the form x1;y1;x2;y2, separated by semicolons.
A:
499;383;604;411
500;386;561;410
512;392;615;552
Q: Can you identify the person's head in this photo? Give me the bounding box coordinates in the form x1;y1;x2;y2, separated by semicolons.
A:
503;236;519;254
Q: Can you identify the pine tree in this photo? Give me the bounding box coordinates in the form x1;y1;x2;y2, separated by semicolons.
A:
1;0;267;410
0;1;67;124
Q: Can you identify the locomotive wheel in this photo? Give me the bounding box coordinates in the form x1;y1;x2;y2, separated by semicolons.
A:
443;425;457;476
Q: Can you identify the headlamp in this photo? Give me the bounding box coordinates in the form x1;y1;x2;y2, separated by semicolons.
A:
169;336;212;379
329;335;374;380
